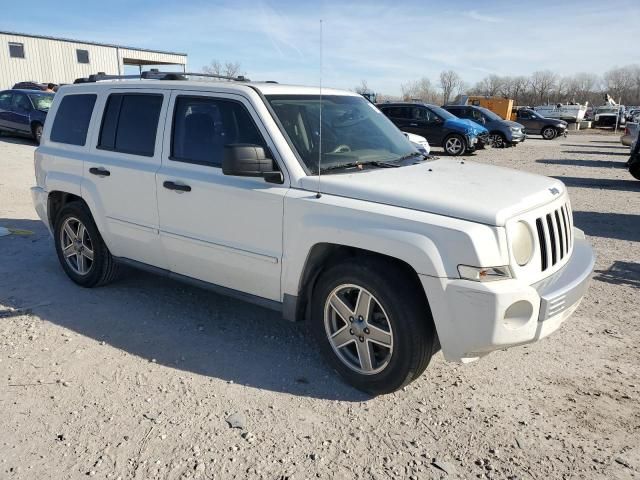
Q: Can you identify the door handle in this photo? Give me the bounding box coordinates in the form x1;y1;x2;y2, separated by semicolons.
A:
409;123;418;127
163;181;191;192
89;167;110;177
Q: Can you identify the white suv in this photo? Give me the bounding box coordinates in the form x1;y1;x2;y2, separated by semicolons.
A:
31;75;595;394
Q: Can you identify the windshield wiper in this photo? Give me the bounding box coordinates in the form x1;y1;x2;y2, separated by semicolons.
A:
319;160;401;173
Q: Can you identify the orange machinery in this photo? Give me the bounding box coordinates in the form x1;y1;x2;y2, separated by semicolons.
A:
466;96;514;120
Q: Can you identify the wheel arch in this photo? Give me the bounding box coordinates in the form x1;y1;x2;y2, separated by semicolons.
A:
284;243;433;324
47;191;85;230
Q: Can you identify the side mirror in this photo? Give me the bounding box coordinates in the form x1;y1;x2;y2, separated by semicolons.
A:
222;144;283;184
479;117;486;125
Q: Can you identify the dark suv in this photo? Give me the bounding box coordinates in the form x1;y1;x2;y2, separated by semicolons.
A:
513;109;567;140
443;105;525;148
377;102;488;156
0;89;54;144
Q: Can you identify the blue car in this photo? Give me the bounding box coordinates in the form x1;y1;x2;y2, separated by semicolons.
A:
378;102;489;156
0;89;55;144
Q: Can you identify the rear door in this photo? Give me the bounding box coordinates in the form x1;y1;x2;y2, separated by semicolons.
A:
82;88;169;269
380;106;413;132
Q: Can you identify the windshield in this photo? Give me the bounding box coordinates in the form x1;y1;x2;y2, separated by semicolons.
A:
266;95;416;174
527;110;543;119
28;93;54;111
596;107;618;114
428;105;457;121
478;107;502;121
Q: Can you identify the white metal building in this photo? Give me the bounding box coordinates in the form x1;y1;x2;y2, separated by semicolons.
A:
0;31;187;89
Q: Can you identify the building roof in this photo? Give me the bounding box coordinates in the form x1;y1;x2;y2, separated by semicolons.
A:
0;30;187;57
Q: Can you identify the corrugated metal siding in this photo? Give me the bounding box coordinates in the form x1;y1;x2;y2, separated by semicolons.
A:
0;33;187;88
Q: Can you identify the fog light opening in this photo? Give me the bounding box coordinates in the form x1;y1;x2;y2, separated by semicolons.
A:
503;300;534;329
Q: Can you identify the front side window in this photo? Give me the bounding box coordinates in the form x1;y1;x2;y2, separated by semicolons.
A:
50;94;97;146
171;96;266;167
267;95;415;174
98;93;163;156
8;42;24;58
413;107;440;123
13;94;32;111
76;49;90;64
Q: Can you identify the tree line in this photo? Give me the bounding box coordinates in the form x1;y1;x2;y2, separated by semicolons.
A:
365;64;640;107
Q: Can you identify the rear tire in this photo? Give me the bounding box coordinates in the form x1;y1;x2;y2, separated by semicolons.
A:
542;126;557;140
53;201;119;287
310;258;436;395
443;134;466;156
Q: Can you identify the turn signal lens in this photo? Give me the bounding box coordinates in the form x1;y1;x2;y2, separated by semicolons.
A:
458;265;512;282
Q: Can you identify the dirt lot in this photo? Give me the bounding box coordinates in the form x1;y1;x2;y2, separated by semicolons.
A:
1;130;639;480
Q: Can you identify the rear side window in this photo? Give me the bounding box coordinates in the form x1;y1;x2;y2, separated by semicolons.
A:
382;106;411;118
170;96;266;167
98;93;163;157
50;94;97;146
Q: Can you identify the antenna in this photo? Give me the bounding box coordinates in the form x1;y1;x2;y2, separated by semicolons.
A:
316;19;323;199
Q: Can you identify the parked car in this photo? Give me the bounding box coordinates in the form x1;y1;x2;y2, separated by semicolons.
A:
377;102;489;156
403;131;430;155
12;81;47;91
31;77;595;394
0;89;54;144
443;104;526;148
621;123;639;147
594;105;625;127
513;109;568;140
628;132;640;180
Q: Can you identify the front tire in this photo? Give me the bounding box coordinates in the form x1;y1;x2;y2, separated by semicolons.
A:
542;126;557;140
54;202;119;287
491;132;507;148
443;134;466;156
32;123;43;145
310;258;436;395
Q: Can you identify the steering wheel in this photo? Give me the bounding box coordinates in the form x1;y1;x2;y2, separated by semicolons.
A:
331;144;351;153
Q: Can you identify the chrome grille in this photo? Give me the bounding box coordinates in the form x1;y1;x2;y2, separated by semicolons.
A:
535;202;572;272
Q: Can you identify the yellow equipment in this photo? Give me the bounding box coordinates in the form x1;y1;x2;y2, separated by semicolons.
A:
466;96;514;121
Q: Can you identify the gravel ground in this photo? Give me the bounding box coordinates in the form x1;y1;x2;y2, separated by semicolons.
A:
0;130;639;480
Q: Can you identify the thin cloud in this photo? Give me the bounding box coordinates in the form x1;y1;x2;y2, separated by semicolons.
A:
464;10;503;23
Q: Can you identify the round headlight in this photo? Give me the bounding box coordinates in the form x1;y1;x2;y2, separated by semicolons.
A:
511;221;534;266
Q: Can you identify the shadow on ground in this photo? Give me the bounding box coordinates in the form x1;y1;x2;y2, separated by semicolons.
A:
593;261;640;289
538;159;627;169
0;134;37;146
0;218;369;402
552;176;640;192
562;150;629;156
573;211;640;242
562;143;628;149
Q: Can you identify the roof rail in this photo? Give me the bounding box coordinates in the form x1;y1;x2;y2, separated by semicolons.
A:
74;69;251;84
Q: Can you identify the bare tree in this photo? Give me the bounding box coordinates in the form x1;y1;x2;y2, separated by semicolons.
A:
603;66;635;103
355;80;370;95
401;78;439;103
202;60;244;79
439;70;462;105
529;70;558;104
472;74;504;96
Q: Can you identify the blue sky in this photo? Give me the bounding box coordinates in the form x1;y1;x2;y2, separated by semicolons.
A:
3;0;639;95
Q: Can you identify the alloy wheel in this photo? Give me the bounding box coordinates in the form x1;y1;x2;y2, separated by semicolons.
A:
324;284;394;375
59;216;95;275
445;137;463;155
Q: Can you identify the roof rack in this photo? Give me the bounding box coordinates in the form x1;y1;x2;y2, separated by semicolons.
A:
74;69;251;84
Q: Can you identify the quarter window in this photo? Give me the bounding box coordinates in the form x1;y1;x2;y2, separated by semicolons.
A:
171;96;266;167
50;94;97;146
76;49;90;64
8;42;24;58
0;92;14;109
382;106;412;118
98;94;163;157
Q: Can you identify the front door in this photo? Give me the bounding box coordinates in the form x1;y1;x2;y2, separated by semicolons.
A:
155;91;287;301
9;92;33;133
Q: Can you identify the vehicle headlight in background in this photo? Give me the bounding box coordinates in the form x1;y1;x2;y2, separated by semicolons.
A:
458;265;512;282
510;221;535;266
510;126;521;132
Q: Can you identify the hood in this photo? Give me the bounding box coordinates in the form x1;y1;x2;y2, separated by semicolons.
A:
505;120;524;129
300;160;564;226
445;118;488;135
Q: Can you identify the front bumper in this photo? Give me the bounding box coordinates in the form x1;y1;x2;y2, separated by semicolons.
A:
421;228;594;363
31;186;51;234
509;131;526;144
